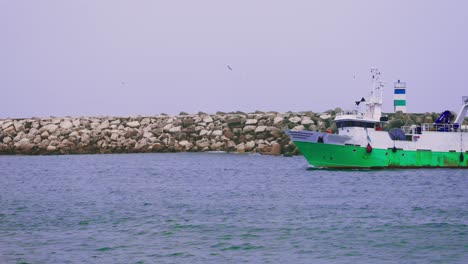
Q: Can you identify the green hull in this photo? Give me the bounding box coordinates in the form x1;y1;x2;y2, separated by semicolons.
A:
294;141;468;169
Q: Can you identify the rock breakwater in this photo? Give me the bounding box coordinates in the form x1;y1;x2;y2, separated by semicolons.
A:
0;111;329;156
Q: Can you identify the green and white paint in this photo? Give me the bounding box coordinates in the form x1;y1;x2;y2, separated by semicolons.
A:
287;70;468;169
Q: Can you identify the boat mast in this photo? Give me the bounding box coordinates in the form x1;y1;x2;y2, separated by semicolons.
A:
366;69;384;121
453;96;468;125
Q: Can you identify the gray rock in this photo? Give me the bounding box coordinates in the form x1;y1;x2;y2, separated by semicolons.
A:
301;118;314;126
143;131;154;138
2;121;13;130
178;140;192;148
42;124;59;133
210;141;224;151
51;118;61;124
273;116;284;124
169;126;181;133
110;119;121;125
203;116;213;123
199;129;210;136
13;122;25;132
3;126;16;135
69;131;79;137
60;120;73;129
245;119;258;125
292;125;305;131
236;143;245;153
196;139;210;148
97;120;110;130
127;121;140;128
226;117;243;125
134;139;149;151
72;119;81;127
243;126;256;133
163;124;173;132
245;141;255;152
255;126;267;133
47;145;57;151
40;131;49;138
212;130;223;136
110;133;119;141
141;118;151;126
90;122;100;129
289;116;301;123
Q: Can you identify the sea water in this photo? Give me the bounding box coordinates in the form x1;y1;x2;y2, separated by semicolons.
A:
0;153;467;263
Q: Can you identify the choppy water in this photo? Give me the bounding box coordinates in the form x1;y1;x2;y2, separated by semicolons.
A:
0;153;467;264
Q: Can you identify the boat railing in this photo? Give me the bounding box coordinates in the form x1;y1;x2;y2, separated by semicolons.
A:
402;123;468;134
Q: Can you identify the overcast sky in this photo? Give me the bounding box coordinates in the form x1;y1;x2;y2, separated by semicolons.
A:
1;0;467;118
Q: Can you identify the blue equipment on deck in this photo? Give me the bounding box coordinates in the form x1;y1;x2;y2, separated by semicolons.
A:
435;110;452;124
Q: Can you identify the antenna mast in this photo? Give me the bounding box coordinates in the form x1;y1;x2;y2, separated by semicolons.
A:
366;69;384;120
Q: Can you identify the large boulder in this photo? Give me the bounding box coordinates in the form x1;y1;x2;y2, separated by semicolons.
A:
2;121;13;130
178;140;193;150
273;116;284;124
169;126;182;133
245;141;255;152
72;119;81;127
226;117;243;126
182;118;194;127
60;120;73;129
223;130;234;139
301;117;314;126
13;122;25;133
236;143;245;153
127;121;140;128
143;131;154;138
212;130;223;137
255;126;267;133
110;133;119;141
289;116;301;124
270;143;282;156
163;124;173;132
203;116;214;123
3;125;15;135
210;141;224;151
196;139;210;149
245;119;258;125
199;129;210;136
42;124;59;133
97;120;110;130
243;126;256;133
292;125;305;131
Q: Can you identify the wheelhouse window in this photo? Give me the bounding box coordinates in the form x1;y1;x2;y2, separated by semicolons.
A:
336;121;375;129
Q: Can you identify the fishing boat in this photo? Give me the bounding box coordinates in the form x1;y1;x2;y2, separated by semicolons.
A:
286;69;468;169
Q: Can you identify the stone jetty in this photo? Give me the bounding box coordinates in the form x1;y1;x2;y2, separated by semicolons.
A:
0;110;462;156
0;111;330;156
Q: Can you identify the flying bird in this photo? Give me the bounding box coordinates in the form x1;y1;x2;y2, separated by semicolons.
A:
227;65;232;71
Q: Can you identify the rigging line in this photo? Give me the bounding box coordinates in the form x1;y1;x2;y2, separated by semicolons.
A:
461;130;464;152
365;127;371;143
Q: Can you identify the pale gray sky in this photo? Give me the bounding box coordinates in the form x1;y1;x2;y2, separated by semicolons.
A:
1;0;467;118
